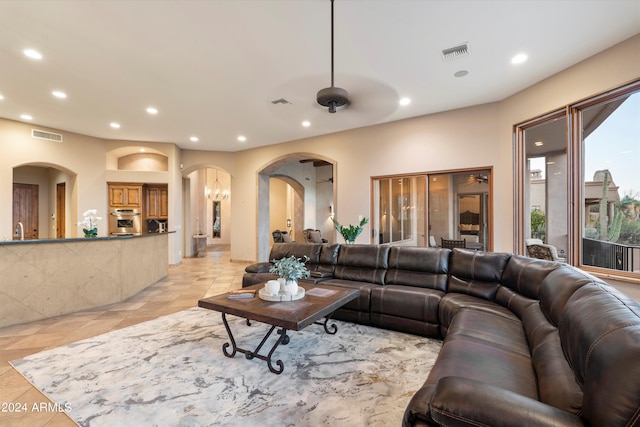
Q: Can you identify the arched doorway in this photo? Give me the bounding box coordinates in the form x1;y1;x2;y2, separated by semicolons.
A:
12;163;77;239
270;175;305;242
257;153;335;261
183;166;231;257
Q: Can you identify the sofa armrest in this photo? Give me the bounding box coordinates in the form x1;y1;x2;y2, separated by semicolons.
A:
430;377;584;427
244;262;273;274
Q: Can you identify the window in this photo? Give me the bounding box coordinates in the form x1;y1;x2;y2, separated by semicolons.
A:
516;80;640;278
575;85;640;274
516;111;569;260
372;168;491;250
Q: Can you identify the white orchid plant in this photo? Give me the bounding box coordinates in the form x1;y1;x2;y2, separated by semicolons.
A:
77;209;102;238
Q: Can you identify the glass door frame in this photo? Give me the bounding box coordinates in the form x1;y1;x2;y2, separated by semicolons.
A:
371;167;493;250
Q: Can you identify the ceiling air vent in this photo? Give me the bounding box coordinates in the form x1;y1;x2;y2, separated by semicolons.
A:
32;129;63;142
271;98;291;105
441;43;470;62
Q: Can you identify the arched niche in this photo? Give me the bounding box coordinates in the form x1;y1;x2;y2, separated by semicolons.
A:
106;146;169;171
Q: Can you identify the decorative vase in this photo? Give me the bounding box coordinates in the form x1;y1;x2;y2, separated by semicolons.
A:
83;228;98;238
284;279;298;295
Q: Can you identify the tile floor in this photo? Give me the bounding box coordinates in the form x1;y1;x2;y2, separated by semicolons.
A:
0;246;248;426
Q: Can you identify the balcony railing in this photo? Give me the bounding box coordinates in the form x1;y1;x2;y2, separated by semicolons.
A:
582;238;640;273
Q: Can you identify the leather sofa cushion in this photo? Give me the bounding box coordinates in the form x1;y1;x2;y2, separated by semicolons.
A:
334;244;390;285
447;275;501;300
244;261;272;274
439;293;518;336
522;303;582;415
445;309;530;357
370;313;440;338
320;279;378;314
539;265;597;326
560;282;640;427
447;249;511;300
449;248;511;283
371;285;442;325
425;334;538;402
317;243;340;274
242;272;278;287
386;246;450;291
428;377;584;427
269;242;322;264
501;254;561;300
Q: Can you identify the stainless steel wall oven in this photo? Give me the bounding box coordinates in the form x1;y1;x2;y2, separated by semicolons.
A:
109;208;141;236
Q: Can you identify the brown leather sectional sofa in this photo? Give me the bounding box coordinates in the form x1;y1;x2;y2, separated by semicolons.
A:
242;242;640;427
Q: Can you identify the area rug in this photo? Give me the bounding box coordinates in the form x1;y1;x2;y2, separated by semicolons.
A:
10;307;441;426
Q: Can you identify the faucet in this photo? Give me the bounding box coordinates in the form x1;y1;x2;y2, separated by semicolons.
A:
15;222;24;240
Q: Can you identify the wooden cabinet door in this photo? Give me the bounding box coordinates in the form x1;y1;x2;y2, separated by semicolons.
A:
109;184;142;208
159;188;168;218
146;187;159;218
109;186;127;206
126;185;141;207
13;183;38;240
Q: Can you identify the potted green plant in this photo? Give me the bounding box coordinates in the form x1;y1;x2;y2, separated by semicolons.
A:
331;216;369;244
269;255;310;294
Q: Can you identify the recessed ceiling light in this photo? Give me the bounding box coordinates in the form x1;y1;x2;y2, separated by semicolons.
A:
511;53;528;64
534;141;543;146
454;70;469;78
0;94;4;100
399;97;411;106
52;90;67;99
237;135;247;142
20;114;33;120
110;122;121;129
146;107;158;115
23;49;42;60
302;121;311;127
140;148;146;152
190;136;199;142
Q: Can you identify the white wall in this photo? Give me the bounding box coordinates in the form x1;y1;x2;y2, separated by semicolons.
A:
0;120;107;240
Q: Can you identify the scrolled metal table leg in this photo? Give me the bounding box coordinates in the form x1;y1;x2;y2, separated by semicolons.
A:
221;313;238;357
314;311;338;334
219;313;287;374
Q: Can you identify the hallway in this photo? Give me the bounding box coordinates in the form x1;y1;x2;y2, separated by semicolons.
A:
0;246;249;426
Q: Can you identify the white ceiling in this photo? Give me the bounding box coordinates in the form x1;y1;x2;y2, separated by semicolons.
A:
1;0;639;152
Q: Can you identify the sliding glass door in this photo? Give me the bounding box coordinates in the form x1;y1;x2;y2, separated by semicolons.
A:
373;176;425;245
372;169;491;249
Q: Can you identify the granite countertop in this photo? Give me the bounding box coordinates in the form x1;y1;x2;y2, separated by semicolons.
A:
0;231;174;245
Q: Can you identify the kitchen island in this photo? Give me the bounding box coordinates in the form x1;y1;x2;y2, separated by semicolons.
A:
0;233;170;328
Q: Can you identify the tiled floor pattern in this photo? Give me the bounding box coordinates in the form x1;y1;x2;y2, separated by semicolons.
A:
0;246;248;427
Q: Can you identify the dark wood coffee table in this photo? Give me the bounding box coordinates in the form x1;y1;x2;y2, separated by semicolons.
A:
198;283;359;374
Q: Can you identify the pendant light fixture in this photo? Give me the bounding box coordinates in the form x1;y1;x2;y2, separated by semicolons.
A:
316;0;350;113
213;169;229;200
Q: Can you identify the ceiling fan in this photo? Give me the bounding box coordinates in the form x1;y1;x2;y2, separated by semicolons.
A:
316;0;350;113
470;173;489;184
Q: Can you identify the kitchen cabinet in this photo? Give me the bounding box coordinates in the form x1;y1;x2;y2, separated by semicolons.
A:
109;184;142;208
144;185;168;219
